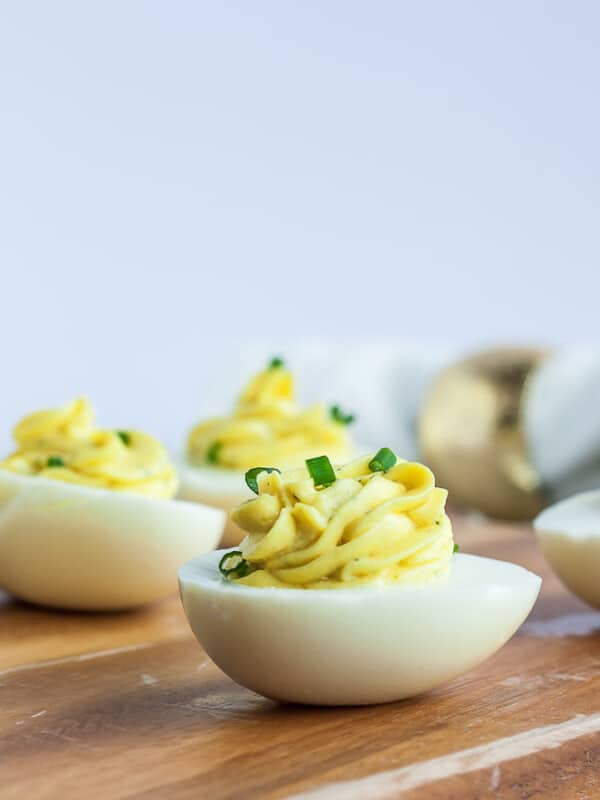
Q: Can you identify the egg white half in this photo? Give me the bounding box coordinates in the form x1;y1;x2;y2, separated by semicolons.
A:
179;550;541;705
534;490;600;609
0;471;225;611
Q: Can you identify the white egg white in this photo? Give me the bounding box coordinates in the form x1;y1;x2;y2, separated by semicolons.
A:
0;471;225;611
176;457;251;546
534;490;600;609
179;550;541;705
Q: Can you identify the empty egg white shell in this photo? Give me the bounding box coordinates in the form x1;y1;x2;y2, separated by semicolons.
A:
176;458;250;546
534;490;600;609
0;471;224;611
179;550;541;705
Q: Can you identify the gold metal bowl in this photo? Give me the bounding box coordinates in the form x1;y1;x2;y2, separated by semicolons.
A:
419;348;549;521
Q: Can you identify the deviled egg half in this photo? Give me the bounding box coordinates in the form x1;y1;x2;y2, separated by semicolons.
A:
534;491;600;609
0;398;224;610
178;357;355;545
180;449;541;705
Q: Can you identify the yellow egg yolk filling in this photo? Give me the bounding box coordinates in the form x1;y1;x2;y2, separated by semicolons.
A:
229;454;454;588
187;363;353;471
0;398;177;499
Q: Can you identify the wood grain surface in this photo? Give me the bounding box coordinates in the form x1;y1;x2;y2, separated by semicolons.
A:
1;515;599;799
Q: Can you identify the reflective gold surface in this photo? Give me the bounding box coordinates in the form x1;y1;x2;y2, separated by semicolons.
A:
419;348;549;520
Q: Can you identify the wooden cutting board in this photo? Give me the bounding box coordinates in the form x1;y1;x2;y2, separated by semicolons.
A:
1;516;599;799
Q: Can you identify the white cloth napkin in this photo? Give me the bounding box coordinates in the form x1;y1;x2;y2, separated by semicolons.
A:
526;348;600;501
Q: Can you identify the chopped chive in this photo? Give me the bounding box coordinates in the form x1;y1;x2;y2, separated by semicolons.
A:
46;456;65;468
218;550;251;579
453;543;460;553
269;356;284;369
116;430;131;446
245;466;280;494
207;441;222;464
330;404;356;425
306;455;336;488
369;447;397;473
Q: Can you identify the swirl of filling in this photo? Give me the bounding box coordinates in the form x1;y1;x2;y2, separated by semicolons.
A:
229;453;454;588
0;398;177;499
187;362;353;471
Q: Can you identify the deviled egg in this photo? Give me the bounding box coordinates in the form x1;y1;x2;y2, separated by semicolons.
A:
534;491;600;609
0;398;224;610
180;450;541;705
178;357;355;545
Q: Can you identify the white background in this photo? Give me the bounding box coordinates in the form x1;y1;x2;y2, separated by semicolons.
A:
1;2;599;451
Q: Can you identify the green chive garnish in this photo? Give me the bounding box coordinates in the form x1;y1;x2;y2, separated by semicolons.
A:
46;456;65;468
245;466;280;494
218;550;251;579
207;441;222;464
306;455;336;488
269;356;284;369
330;405;356;425
369;447;397;473
116;430;131;446
453;543;460;553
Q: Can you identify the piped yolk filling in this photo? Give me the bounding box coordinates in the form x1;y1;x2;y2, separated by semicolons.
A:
187;363;353;471
230;454;454;588
0;398;177;499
